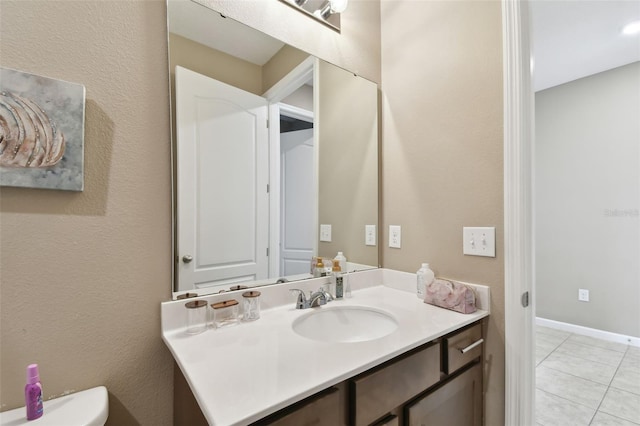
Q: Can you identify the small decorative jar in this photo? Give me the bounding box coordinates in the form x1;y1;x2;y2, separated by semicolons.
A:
184;300;208;335
211;299;240;328
229;285;249;292
242;291;261;321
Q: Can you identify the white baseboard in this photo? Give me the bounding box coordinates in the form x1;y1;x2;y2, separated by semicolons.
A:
536;317;640;348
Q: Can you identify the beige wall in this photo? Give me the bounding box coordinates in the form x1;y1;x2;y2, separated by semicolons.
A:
380;1;505;424
198;0;382;84
282;85;314;111
317;61;379;267
262;45;310;94
0;1;173;424
170;33;263;95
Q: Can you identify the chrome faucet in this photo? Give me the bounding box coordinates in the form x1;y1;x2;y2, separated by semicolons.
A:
289;287;333;309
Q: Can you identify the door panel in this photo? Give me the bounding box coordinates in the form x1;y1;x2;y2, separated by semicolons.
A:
176;66;269;291
280;128;314;276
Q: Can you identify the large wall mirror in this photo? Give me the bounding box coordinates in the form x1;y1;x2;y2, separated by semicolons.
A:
168;0;379;297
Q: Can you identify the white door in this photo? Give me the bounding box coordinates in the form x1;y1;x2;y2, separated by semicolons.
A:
280;128;315;275
176;66;269;291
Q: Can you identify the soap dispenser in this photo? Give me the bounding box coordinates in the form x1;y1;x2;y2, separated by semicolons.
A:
314;258;326;278
332;260;344;298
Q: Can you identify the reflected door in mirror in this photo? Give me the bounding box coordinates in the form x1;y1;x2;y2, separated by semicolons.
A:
176;66;269;292
280;127;315;275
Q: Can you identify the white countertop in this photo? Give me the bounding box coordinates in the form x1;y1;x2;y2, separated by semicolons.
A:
161;269;489;426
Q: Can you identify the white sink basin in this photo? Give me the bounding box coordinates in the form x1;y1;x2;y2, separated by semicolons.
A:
292;306;398;343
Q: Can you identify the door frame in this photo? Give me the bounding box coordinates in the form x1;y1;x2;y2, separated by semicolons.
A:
270;104;315;278
263;56;316;278
502;0;535;424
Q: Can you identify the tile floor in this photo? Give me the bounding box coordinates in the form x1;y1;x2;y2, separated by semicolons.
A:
536;326;640;426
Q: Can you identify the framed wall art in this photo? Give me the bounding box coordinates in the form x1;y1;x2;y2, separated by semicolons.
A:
0;67;86;191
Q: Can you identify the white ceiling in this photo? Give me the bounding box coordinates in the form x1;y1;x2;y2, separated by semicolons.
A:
168;0;284;66
530;0;640;92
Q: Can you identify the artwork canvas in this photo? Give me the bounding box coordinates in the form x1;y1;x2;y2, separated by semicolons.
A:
0;67;85;191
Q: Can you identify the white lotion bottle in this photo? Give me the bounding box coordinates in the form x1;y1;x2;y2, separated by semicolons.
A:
334;252;347;273
416;263;435;299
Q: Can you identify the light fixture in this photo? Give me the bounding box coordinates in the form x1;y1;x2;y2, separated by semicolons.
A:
317;0;349;20
280;0;348;32
622;20;640;35
328;0;348;14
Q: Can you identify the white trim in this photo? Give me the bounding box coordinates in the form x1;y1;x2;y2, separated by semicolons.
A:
268;103;282;278
265;58;316;279
262;56;315;103
537;317;640;348
503;0;535;425
312;58;321;258
279;103;315;122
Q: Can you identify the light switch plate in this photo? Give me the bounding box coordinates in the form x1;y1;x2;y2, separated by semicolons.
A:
365;225;376;246
320;224;332;242
463;227;496;257
389;225;401;248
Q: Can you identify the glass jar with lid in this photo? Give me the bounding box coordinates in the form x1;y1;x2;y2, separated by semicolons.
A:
242;291;261;321
211;299;239;328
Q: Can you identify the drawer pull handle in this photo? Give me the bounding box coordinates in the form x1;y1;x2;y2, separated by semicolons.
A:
459;338;484;354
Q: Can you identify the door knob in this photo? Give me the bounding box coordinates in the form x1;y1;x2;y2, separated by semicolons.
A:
182;255;193;263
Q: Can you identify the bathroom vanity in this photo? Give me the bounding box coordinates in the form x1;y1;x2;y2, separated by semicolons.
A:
161;269;489;425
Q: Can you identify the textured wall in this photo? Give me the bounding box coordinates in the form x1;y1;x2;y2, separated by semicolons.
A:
317;60;379;267
0;1;174;424
380;1;505;424
197;0;382;84
536;62;640;337
170;33;263;95
262;45;310;94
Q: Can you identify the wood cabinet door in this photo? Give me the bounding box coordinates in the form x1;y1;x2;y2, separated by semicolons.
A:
405;362;482;426
351;343;440;426
258;387;344;426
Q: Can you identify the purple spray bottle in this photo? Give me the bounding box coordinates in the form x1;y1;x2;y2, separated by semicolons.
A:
25;364;43;420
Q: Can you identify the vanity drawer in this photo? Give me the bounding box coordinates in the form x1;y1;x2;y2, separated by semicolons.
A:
258;386;344;426
445;323;483;375
350;342;440;426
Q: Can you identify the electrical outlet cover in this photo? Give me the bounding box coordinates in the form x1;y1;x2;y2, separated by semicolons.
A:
365;225;376;246
578;289;589;302
463;227;496;257
389;225;401;248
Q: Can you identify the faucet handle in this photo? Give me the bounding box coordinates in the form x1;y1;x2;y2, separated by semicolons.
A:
319;286;334;302
289;289;308;309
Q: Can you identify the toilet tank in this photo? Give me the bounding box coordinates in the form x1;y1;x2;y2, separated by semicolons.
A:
0;386;108;426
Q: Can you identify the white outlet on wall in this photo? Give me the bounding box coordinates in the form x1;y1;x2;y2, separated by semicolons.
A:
578;288;590;302
365;225;376;246
320;224;332;242
389;225;401;248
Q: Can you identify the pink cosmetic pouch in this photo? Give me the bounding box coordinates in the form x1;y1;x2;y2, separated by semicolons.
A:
424;278;477;314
